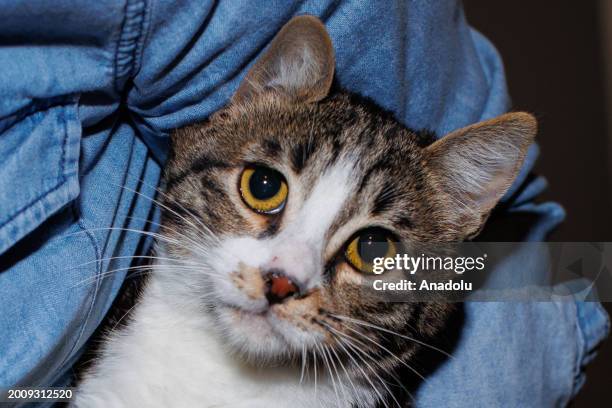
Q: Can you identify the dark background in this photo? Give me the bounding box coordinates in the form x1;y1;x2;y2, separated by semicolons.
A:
464;1;611;405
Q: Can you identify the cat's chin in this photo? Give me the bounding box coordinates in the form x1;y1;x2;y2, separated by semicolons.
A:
213;303;319;364
214;304;292;363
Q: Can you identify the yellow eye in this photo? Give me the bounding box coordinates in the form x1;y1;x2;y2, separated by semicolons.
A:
239;166;288;214
345;229;397;274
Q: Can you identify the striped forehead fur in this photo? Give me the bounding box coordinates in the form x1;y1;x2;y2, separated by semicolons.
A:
165;91;456;244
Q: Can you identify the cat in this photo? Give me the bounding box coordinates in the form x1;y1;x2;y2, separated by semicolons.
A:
73;15;536;408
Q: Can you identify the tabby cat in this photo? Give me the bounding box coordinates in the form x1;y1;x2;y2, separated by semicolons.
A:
74;15;536;408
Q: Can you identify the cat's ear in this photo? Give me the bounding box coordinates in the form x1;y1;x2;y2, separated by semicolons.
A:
424;112;537;238
232;15;335;104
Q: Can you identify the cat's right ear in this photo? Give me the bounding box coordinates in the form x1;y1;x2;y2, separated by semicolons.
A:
424;112;537;238
232;15;335;104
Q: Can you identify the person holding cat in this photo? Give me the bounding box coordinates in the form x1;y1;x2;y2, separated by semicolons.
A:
0;1;607;407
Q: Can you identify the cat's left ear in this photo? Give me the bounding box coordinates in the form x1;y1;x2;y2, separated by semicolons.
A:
232;15;335;104
424;112;537;238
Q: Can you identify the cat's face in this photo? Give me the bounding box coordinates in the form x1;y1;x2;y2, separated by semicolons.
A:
159;15;535;384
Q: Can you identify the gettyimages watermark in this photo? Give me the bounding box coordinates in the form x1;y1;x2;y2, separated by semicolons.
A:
353;242;612;302
370;253;487;275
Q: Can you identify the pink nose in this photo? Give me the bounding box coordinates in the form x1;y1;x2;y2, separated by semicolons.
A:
264;271;299;304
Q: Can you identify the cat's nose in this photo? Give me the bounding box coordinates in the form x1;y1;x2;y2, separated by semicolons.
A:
263;270;300;305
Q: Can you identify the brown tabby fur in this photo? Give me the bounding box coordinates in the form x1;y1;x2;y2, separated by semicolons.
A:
157;15;535;407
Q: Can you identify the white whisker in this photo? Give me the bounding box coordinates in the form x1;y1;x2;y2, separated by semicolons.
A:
339;321;427;383
317;343;340;408
331;313;454;359
328;342;360;405
319;320;398;408
300;344;307;384
324;343;350;403
70;255;204;270
113;182;219;245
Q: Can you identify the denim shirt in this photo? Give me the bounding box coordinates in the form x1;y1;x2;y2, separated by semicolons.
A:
0;1;608;406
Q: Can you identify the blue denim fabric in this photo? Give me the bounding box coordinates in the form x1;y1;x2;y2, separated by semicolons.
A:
0;0;608;406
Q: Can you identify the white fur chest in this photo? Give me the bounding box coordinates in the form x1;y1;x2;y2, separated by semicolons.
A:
73;274;363;408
